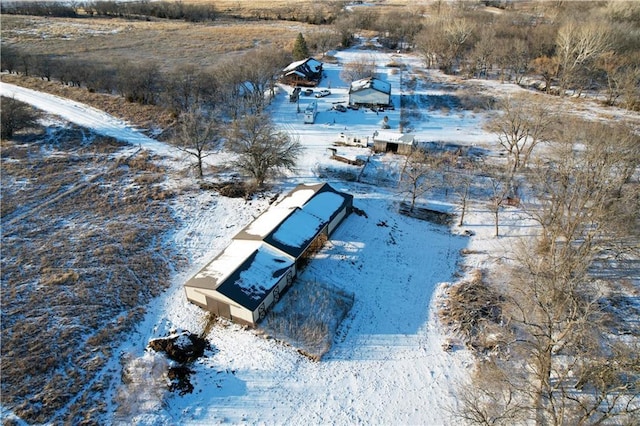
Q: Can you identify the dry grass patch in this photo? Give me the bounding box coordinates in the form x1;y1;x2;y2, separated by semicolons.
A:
260;280;354;361
1;127;178;424
2;14;307;72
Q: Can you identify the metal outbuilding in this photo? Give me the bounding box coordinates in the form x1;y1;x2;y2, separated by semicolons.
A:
372;131;416;155
184;183;353;326
349;77;391;107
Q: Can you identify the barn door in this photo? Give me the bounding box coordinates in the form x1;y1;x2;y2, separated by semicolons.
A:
207;297;231;320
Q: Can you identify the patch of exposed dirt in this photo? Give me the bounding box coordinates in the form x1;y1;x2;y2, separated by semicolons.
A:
148;330;213;396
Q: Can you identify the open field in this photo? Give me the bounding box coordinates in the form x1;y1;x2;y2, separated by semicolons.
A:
1;14;309;72
1;126;179;423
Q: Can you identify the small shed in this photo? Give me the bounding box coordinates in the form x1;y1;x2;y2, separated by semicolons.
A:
281;58;323;87
184;183;353;326
349;77;391;107
372;131;416;155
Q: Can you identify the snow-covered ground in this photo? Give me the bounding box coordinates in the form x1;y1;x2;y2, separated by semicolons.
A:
2;43;535;425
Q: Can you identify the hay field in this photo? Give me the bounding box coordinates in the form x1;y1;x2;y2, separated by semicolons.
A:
1;14;311;72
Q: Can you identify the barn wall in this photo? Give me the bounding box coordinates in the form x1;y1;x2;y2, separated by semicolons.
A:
328;207;349;235
350;89;389;106
398;143;414;155
373;141;387;153
185;287;207;306
230;305;255;324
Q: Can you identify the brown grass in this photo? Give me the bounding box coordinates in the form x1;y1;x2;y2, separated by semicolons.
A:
1;126;178;423
1;14;308;73
260;280;354;361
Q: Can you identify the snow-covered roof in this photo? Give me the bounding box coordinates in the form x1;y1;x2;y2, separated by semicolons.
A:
216;244;294;310
186;239;263;290
282;58;323;74
373;131;415;145
349;77;391;95
237;187;319;240
185;183;352;310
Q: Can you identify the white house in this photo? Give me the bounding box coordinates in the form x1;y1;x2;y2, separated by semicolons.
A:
349;77;391;107
184;183;353;326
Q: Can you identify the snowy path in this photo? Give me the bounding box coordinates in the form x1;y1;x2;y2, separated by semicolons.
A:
0;82;175;157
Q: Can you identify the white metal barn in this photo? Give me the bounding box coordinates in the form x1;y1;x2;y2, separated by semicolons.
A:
349;77;391;107
372;131;416;155
184;183;353;326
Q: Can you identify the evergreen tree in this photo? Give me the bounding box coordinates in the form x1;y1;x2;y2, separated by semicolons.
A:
292;33;309;61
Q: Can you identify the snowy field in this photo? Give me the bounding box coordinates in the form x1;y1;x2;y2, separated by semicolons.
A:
2;43;539;425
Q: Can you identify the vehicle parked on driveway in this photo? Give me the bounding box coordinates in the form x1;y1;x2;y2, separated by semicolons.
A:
289;87;301;102
315;89;331;98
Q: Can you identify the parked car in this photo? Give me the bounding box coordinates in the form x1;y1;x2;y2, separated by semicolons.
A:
315;89;331;98
304;89;314;96
289;87;301;102
333;104;347;112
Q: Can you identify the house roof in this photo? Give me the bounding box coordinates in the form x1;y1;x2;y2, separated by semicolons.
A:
373;131;415;145
283;58;323;78
185;183;352;311
349;77;391;95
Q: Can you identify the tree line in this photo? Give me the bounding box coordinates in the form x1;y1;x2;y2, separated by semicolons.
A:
5;1;637;109
1;1;216;22
1;45;291;117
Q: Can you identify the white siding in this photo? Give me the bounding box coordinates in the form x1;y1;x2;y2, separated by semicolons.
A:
328;207;347;235
186;287;207;306
229;305;254;324
350;89;389;105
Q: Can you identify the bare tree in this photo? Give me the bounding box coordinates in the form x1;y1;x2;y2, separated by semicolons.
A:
174;108;224;179
468;26;496;79
415;14;476;74
487;173;509;238
488;94;551;173
555;21;611;96
531;55;559;94
449;159;477;227
228;114;303;187
398;148;435;212
115;61;162;105
242;46;291;113
340;56;376;84
165;65;211;115
0;45;20;74
1;97;41;139
458;119;640;425
307;30;341;58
